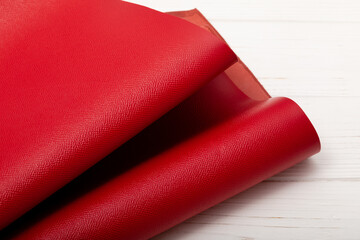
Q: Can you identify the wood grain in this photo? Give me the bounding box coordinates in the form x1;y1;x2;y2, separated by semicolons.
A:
129;1;360;239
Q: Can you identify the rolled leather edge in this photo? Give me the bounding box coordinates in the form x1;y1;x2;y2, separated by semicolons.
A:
6;95;320;239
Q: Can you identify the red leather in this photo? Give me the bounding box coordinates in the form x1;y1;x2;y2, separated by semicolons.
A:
0;0;235;230
0;1;320;239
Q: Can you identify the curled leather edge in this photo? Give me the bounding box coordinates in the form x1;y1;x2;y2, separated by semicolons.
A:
167;9;271;101
168;9;320;151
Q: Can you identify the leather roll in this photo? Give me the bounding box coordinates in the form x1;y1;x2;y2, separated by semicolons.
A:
3;72;320;239
0;1;320;239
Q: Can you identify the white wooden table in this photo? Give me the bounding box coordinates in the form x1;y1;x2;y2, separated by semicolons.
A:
130;1;360;239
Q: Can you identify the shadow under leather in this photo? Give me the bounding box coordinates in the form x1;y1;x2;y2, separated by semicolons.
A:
152;157;316;240
2;73;258;238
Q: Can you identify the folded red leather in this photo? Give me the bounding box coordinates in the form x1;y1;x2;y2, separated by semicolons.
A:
0;0;235;230
0;0;320;239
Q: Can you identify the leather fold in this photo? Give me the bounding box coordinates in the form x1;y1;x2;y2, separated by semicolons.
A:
3;73;320;240
0;1;320;239
0;0;236;229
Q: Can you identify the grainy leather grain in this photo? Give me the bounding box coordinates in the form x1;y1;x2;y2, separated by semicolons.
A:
2;72;320;240
0;1;320;239
0;0;236;229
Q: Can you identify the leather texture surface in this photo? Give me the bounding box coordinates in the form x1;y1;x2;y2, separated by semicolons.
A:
0;0;236;230
3;73;320;240
0;1;320;239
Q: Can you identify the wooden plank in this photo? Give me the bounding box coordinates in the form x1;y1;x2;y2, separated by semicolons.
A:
154;182;360;240
130;0;360;23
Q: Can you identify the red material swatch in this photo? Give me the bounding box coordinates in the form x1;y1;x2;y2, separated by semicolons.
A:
0;1;320;239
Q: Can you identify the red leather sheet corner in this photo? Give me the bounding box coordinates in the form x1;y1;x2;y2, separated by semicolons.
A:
0;1;320;239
